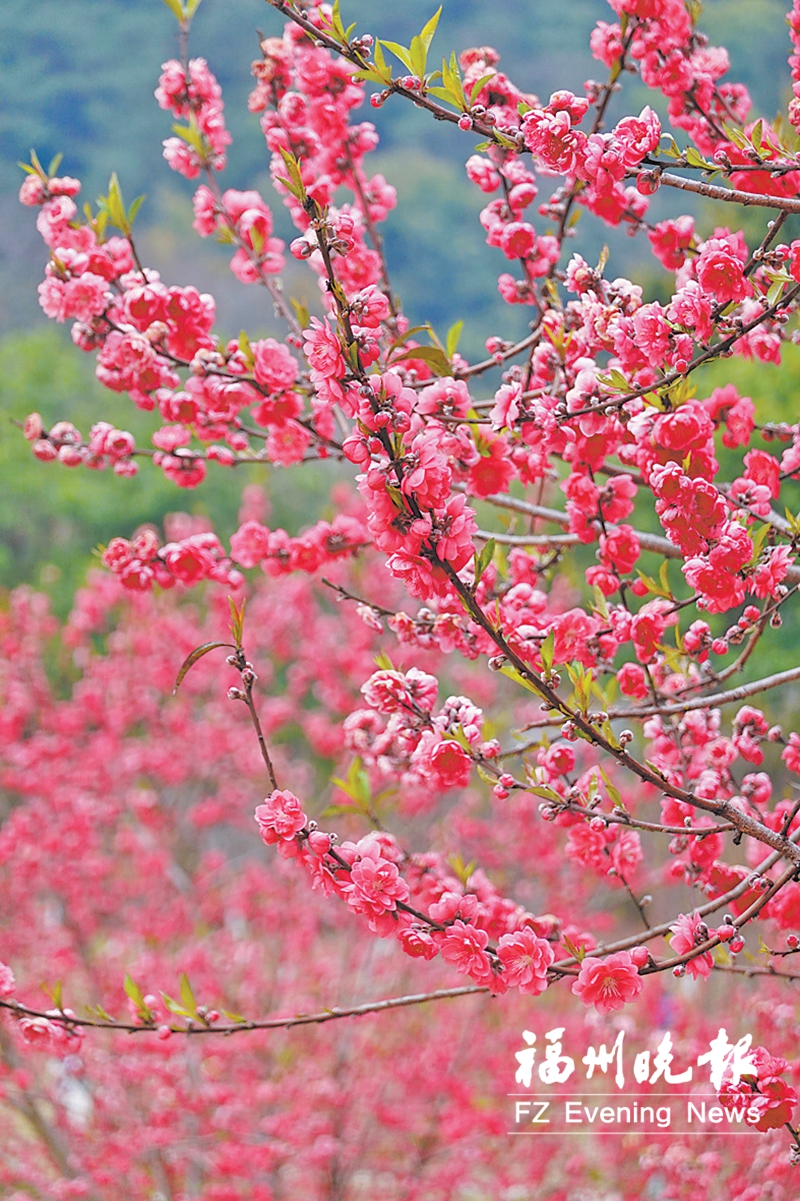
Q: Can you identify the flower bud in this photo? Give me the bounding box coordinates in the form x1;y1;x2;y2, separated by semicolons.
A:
23;412;44;441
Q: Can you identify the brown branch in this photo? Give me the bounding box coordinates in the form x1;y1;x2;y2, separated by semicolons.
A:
636;166;800;214
0;985;486;1037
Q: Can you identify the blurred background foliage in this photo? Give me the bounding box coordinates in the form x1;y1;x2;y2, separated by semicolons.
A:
1;0;800;665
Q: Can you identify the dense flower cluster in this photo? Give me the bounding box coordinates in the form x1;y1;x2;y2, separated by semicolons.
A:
11;0;800;1189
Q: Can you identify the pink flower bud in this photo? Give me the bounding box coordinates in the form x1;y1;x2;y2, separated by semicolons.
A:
24;412;44;441
630;946;649;969
290;237;314;260
32;439;58;462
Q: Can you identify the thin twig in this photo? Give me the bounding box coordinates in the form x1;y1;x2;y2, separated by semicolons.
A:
0;986;487;1037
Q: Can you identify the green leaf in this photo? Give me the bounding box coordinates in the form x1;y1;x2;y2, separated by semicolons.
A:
528;784;561;801
354;66;388;84
291;298;310;330
591;585;609;623
47;152;64;177
220;1009;247;1024
446;320;463;359
320;803;362;818
369;39;392;84
473;537;495;587
373;651;395;671
409;34;426;80
684;146;711;169
52;980;63;1009
85;1004;116;1022
562;936;586;962
127;194;146;226
724;124;748;150
426;86;459;104
161;0;185;20
238;329;255;370
342;339;361;373
499;663;545;698
124;973;145;1008
469;73;495;105
598;765;622;809
441;53;466;109
448;724;472;752
380;40;415;73
179;973;197;1015
173;642;235;695
748;523;771;564
228;596;246;647
391;345;452;376
573;666;593;714
172;120;204;154
750;118;763;155
161;993;192;1018
767;278;785;308
277;147;306;202
328;0;346;39
385;326;431;358
28;148;45;177
331;756;371;811
636;569;669;600
596;369;630;393
419;6;442;54
106;172;127;232
540;628;555;674
447;851;475;885
185;0;204;14
658;133;681;159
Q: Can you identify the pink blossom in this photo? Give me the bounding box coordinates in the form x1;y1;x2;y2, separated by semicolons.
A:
748;547;792;599
192;185;218;235
782;733;800;774
617;662;648;699
496;929;553;994
669;911;713;979
361;667;438;714
571;951;643;1013
347;856;409;914
438;920;492;981
0;961;15;995
648;216;695;271
19;174;47;206
428;738;473;790
303;318;346;379
398;927;439;959
523;108;583;174
552;609;600;667
229;521;271;568
252;338;299;393
612;106;661;167
696;236;750;304
255;790;308;845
